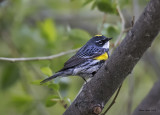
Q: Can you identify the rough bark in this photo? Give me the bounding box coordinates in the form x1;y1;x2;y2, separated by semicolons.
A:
132;79;160;115
64;0;160;115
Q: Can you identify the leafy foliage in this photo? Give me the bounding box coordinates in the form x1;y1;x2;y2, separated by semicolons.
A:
40;66;53;77
96;0;117;14
45;95;60;107
39;19;57;44
83;0;117;14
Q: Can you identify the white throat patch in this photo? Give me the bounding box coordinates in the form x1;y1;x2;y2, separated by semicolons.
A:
102;41;109;49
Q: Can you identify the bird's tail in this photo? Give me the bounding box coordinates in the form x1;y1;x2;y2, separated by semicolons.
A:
40;72;63;84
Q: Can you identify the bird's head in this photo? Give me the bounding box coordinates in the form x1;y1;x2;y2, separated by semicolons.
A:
88;35;112;49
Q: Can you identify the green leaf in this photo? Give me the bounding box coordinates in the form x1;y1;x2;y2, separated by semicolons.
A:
31;80;43;85
103;23;120;39
106;25;119;38
48;83;59;91
45;95;60;107
39;18;57;43
40;66;52;76
96;0;117;14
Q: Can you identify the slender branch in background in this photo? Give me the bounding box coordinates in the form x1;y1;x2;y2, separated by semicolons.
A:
110;5;125;53
98;14;107;34
101;84;122;115
111;6;135;53
114;6;125;45
0;48;79;62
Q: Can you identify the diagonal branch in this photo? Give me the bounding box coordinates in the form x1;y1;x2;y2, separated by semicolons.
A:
0;48;79;62
63;0;160;115
101;84;122;115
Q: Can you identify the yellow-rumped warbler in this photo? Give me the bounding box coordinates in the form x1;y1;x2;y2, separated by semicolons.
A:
40;35;112;84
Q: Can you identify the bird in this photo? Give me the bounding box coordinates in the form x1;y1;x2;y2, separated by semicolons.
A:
40;35;112;84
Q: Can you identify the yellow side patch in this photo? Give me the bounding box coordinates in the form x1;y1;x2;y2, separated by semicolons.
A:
95;35;102;37
94;52;108;60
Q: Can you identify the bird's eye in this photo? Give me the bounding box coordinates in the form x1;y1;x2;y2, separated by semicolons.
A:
98;41;103;45
95;40;105;46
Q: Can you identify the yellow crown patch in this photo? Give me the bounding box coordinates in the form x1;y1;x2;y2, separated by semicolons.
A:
95;35;102;37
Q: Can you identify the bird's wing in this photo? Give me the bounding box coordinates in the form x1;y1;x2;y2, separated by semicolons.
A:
59;47;107;71
59;56;87;71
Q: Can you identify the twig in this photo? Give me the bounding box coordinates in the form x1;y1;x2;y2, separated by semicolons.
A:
110;5;125;53
115;5;125;45
111;7;135;54
101;84;122;115
131;16;135;27
98;14;107;34
0;48;79;62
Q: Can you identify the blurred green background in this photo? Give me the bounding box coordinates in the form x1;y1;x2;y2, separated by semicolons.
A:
0;0;160;115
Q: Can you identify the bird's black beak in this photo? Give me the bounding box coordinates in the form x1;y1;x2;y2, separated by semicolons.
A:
108;37;112;41
103;37;112;42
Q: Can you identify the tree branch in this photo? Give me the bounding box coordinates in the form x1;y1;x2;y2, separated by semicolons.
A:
63;0;160;115
0;48;79;62
132;79;160;115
